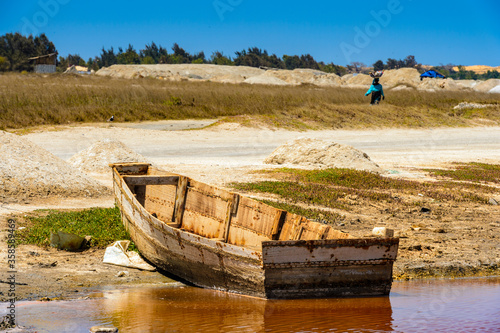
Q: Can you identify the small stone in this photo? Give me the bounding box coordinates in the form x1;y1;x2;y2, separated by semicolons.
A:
420;207;431;213
89;326;119;333
116;271;129;277
372;227;394;237
489;198;498;205
38;261;58;268
407;245;423;251
81;235;93;249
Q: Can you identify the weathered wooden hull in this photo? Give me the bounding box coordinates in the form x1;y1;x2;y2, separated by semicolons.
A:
112;163;399;299
262;238;398;298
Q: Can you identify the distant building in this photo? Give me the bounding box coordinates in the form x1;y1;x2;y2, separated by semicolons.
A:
65;65;91;74
28;52;58;73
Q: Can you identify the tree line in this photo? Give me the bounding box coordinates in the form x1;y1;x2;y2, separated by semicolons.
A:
75;44;350;76
1;32;498;80
431;64;500;80
0;33;56;72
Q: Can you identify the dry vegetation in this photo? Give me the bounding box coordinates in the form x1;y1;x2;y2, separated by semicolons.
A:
1;73;499;130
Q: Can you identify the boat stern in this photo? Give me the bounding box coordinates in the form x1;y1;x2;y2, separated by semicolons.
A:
262;238;399;299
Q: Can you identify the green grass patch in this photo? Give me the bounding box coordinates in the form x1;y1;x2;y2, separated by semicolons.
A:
426;162;500;183
233;167;491;209
17;206;134;249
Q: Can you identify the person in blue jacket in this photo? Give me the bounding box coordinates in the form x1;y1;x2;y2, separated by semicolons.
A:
365;78;384;105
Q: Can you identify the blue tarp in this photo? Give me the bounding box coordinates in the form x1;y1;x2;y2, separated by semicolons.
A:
420;70;445;78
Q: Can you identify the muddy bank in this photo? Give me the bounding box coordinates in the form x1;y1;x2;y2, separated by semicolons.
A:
0;217;173;302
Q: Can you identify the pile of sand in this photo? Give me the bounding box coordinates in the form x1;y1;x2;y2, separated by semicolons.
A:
96;64;263;81
69;138;150;174
243;73;288;85
96;64;500;93
210;73;247;84
489;85;500;94
418;78;460;91
455;80;480;89
0;131;110;203
473;79;500;92
264;138;382;173
382;68;421;88
341;73;372;87
263;69;342;86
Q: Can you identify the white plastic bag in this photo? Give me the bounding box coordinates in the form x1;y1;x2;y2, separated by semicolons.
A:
103;240;156;271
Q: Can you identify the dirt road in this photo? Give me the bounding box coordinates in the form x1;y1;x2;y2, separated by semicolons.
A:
22;123;500;175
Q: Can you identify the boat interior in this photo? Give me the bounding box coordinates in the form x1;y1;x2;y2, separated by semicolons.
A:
116;164;351;251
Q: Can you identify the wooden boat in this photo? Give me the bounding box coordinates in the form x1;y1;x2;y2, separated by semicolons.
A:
111;163;399;299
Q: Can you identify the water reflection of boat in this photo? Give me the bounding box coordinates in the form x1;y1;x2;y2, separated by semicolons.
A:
101;287;394;332
111;163;399;299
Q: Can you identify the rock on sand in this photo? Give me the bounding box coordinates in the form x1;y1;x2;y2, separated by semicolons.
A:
0;131;110;203
264;138;383;173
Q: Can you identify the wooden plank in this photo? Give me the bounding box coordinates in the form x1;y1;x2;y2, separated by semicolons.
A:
262;238;400;264
320;226;332;240
111;163;150;175
172;176;189;227
231;193;240;215
143;185;177;224
325;228;352;240
292;225;304;240
123;175;179;186
189;179;234;202
231;196;278;236
184;187;229;222
222;194;240;243
270;211;287;240
289;216;306;240
182;210;223;238
226;225;270;250
298;222;331;241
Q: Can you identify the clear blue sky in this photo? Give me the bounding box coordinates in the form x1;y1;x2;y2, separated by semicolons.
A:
1;0;499;66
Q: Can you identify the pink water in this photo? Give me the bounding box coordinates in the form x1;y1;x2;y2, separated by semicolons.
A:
7;277;500;332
